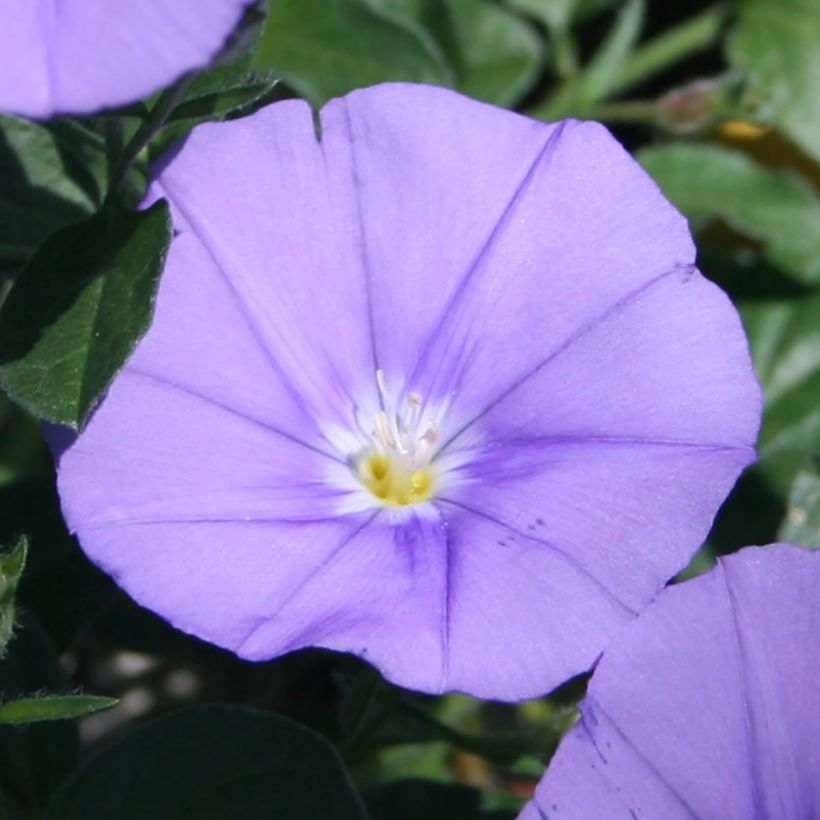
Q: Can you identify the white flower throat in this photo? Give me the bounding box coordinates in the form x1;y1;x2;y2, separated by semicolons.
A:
355;370;440;507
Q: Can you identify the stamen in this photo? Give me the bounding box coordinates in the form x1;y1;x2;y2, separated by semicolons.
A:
354;372;439;507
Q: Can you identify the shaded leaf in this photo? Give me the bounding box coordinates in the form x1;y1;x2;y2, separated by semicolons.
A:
704;255;820;553
255;0;453;107
729;0;820;163
745;288;820;496
0;117;103;278
778;459;820;548
45;706;366;820
0;535;26;654
0;616;79;818
365;779;517;820
639;143;820;285
0;201;172;428
0;477;116;650
374;0;543;106
0;696;117;726
338;668;567;766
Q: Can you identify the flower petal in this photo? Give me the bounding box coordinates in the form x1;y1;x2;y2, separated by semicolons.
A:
235;513;451;695
54;226;350;533
433;501;636;699
316;84;560;391
326;85;696;418
151;98;380;428
525;544;820;819
0;0;250;118
441;265;760;452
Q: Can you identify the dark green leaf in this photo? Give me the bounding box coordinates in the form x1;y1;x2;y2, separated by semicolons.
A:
728;0;820;163
0;616;79;818
0;200;172;428
166;15;278;124
365;779;517;820
744;286;820;497
505;0;618;34
374;0;543;106
0;535;27;654
148;17;280;161
0;696;117;726
255;0;453;107
45;706;366;820
0;117;103;278
0;478;116;651
338;668;568;766
778;458;820;548
639;143;820;286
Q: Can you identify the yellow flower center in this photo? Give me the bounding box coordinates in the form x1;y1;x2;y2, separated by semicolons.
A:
354;370;439;508
359;450;436;507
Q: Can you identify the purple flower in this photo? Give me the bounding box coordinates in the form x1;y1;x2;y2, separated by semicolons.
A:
521;543;820;819
0;0;250;118
52;84;761;699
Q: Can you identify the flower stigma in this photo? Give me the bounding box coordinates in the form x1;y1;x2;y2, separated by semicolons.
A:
354;370;439;508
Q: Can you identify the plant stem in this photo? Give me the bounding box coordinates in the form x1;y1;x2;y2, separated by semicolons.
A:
106;74;193;199
529;4;727;123
610;3;727;97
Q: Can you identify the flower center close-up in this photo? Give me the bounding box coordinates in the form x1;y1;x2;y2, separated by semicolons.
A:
353;371;440;508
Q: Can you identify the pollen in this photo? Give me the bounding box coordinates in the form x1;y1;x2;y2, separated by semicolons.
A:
360;451;436;507
353;370;440;508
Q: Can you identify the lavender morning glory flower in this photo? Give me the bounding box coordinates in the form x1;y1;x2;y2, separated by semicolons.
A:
0;0;250;118
52;84;761;700
521;543;819;819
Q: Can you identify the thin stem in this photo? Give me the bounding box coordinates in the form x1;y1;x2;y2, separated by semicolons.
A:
553;27;579;80
529;4;726;123
106;74;193;199
103;117;125;190
610;4;727;96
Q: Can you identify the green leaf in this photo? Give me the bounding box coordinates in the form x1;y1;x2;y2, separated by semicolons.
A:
0;696;118;726
0;200;172;428
778;458;820;548
639;143;820;286
0;616;79;818
148;16;280;161
0;535;26;654
705;255;820;552
166;14;278;124
45;706;366;820
373;0;543;106
744;287;820;497
255;0;453;107
0;117;104;277
728;0;820;163
504;0;618;34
